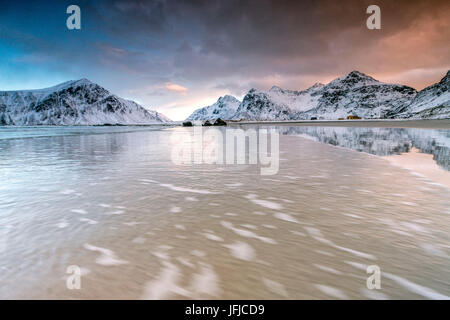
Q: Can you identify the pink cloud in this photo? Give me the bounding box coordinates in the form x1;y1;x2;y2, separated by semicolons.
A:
165;82;188;94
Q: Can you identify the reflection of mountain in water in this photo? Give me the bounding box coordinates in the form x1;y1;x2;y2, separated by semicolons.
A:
275;126;450;171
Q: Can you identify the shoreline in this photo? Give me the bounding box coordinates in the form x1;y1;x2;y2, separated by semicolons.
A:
1;119;449;129
230;119;450;129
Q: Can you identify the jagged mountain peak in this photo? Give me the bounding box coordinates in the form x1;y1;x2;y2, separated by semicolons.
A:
269;85;283;92
269;86;299;95
269;82;324;95
69;77;91;83
309;82;325;90
333;70;379;86
218;95;240;103
45;78;97;91
441;70;450;84
0;79;171;125
319;71;380;92
346;70;373;79
393;69;450;119
186;94;241;121
2;78;97;95
67;78;95;86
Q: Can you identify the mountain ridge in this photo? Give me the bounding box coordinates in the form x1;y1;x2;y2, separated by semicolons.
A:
0;79;171;125
391;70;450;119
186;70;449;121
187;95;240;121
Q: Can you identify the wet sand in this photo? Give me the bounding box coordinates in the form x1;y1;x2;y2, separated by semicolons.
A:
0;125;449;299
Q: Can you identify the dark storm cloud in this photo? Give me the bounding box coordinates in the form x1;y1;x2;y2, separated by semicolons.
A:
1;0;449;119
81;0;449;86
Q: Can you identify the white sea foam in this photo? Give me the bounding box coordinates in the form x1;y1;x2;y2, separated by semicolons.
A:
189;263;222;298
343;213;362;219
253;211;266;216
262;278;288;297
225;183;243;187
223;241;255;261
245;194;283;210
170;206;181;213
84;243;129;266
313;264;343;275
315;250;335;257
132;237;146;244
274;212;299;223
334;245;376;260
401;201;418;206
221;221;276;244
290;230;306;236
305;227;376;260
225;212;238;216
71;209;88;214
420;243;448;258
203;233;224;242
138;179;158;183
141;260;189;299
314;284;348;299
191;250;206;258
79;218;98;225
105;210;125;215
56;221;69;229
123;221;141;226
176;257;194;268
401;222;429;234
159;183;216;194
60;189;76;195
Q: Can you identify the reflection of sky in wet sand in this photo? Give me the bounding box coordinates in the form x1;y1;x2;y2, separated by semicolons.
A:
0;125;449;299
265;125;450;189
386;148;450;189
269;125;450;172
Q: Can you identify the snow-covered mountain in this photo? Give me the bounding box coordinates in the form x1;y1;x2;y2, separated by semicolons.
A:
391;71;450;119
186;95;240;121
232;71;418;120
0;79;171;125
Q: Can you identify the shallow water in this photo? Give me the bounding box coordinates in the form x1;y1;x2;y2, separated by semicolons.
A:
0;125;449;299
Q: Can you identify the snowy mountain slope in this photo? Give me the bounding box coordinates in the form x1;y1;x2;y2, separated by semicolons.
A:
0;79;171;125
230;83;324;121
391;70;450;119
231;88;297;121
266;83;324;113
309;71;417;119
232;71;418;120
186;95;240;121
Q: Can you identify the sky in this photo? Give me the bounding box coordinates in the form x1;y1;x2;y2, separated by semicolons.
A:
0;0;449;120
